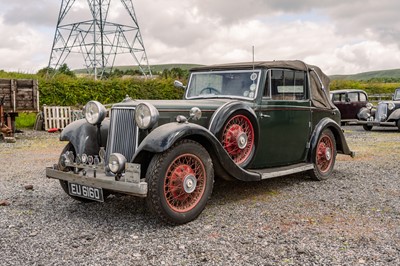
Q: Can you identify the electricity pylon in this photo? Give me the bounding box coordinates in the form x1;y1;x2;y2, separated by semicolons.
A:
48;0;152;79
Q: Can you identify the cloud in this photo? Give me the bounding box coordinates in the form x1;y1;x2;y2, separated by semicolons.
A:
0;18;51;72
0;0;399;74
1;0;58;27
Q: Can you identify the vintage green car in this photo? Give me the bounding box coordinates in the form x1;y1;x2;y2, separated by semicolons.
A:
46;60;354;224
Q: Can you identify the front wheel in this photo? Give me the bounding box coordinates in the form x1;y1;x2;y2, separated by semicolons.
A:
309;129;337;181
396;120;400;132
146;139;214;224
363;124;373;131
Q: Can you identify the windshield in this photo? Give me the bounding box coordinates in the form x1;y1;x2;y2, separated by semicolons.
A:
394;89;400;100
186;70;261;99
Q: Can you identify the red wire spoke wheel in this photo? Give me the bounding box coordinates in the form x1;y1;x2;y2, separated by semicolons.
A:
164;154;206;213
316;134;334;173
309;129;337;181
146;140;214;224
221;114;255;166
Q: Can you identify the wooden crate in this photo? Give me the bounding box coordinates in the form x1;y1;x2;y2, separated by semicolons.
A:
43;106;71;130
0;79;39;112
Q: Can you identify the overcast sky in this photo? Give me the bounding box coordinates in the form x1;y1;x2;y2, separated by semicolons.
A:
0;0;399;75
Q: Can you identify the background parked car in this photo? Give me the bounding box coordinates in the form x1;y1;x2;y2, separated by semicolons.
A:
330;89;369;124
358;87;400;131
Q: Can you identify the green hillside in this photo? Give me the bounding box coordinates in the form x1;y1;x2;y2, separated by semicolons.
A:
330;69;400;81
74;64;400;81
74;63;203;74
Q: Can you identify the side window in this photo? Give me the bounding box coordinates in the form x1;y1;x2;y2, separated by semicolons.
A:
271;69;307;100
332;93;342;102
360;93;367;102
347;92;358;102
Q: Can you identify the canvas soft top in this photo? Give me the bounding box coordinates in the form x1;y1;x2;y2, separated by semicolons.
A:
191;60;335;109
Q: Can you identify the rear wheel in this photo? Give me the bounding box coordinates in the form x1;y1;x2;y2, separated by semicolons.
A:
363;124;373;131
146;139;214;224
309;129;337;181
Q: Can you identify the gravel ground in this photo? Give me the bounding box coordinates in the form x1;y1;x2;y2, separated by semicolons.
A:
1;126;400;266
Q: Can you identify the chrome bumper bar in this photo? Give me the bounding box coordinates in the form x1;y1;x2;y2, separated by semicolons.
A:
46;163;147;197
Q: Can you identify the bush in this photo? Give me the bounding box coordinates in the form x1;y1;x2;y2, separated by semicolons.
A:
39;76;184;107
330;80;400;95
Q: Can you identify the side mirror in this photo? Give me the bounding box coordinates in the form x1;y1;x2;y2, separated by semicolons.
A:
174;80;185;89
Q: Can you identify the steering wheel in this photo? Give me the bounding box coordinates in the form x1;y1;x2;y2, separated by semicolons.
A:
200;87;219;95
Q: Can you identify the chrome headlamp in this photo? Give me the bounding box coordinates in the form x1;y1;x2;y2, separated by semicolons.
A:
84;101;107;125
135;102;159;129
366;103;373;110
388;102;395;111
108;153;127;174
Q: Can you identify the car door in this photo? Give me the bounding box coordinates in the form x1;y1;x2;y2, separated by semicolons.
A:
342;91;360;120
251;69;311;169
331;92;348;119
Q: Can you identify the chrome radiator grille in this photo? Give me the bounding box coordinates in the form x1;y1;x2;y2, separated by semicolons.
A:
375;103;388;122
105;107;138;164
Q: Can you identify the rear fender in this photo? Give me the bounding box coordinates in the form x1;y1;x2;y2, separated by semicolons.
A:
134;122;261;182
309;118;355;161
60;119;109;156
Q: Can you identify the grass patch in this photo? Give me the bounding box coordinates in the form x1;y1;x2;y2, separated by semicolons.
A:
15;112;37;129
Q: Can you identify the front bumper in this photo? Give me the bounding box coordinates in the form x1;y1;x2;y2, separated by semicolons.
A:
46;163;148;197
358;120;396;127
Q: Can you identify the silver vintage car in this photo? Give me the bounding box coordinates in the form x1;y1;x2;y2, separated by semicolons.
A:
358;88;400;131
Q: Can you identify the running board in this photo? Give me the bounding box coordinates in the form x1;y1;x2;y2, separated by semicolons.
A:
250;163;314;180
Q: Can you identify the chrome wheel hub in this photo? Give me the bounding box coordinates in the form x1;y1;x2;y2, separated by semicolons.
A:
325;147;332;161
183;174;197;193
237;132;248;150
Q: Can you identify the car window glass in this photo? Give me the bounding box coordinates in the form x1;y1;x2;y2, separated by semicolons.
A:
394;90;400;100
359;93;367;102
186;70;261;99
347;92;358;102
332;93;344;102
270;69;307;100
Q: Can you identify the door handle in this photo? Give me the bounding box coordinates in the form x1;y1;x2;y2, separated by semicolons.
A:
260;113;270;118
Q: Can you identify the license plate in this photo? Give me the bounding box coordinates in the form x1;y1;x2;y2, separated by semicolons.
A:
68;183;104;202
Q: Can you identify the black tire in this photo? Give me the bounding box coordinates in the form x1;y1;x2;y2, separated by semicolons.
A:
363;124;373;131
58;143;109;202
218;111;256;168
397;120;400;132
146;139;214;224
309;129;337;181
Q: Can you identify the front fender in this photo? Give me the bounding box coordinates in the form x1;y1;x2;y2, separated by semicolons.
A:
60;118;109;156
208;101;258;135
309;118;355;161
388;109;400;121
134;122;261;182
